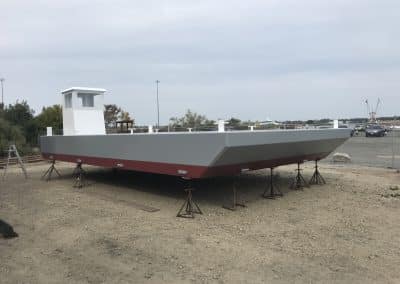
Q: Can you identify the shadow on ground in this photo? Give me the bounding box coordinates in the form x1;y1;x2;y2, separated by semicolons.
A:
56;165;300;208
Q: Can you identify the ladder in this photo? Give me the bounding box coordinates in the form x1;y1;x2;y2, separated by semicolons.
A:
2;145;28;180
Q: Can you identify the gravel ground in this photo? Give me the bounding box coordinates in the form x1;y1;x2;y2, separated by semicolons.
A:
1;161;400;283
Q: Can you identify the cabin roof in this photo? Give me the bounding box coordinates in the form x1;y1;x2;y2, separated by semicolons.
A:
61;87;107;94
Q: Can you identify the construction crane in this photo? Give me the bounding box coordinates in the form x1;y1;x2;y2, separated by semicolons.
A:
365;98;381;123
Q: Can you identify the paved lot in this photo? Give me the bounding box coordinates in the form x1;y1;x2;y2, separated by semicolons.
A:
325;131;400;169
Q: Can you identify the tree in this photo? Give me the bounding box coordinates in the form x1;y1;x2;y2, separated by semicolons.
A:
227;117;241;127
3;101;38;145
0;117;29;156
4;100;35;127
119;110;132;122
318;118;331;124
35;105;63;134
104;104;121;127
104;104;134;129
170;109;215;128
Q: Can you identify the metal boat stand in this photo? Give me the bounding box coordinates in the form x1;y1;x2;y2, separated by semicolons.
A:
72;162;87;188
223;176;246;211
309;160;326;185
262;168;283;199
41;160;61;181
290;162;308;190
177;178;203;218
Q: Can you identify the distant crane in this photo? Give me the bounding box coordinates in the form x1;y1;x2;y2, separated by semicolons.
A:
365;98;381;123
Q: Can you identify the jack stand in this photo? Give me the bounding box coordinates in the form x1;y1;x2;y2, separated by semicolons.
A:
223;177;246;211
41;160;61;181
309;160;326;185
72;162;87;188
262;168;283;199
290;162;308;190
177;179;203;218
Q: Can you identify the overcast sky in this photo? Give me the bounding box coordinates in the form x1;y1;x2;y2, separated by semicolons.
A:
1;0;399;124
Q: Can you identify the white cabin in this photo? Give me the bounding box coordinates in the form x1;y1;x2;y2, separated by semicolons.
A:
62;87;106;135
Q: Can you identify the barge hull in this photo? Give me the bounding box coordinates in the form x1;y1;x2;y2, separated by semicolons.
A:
40;129;351;178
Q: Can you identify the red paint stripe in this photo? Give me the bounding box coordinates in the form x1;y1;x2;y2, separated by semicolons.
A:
42;152;329;179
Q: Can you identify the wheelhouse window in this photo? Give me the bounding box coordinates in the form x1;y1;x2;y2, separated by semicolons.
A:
64;93;72;108
78;93;95;107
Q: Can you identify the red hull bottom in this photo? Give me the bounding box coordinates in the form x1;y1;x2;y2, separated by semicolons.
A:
42;152;329;179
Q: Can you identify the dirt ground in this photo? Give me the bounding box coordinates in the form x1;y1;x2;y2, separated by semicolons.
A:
1;161;400;283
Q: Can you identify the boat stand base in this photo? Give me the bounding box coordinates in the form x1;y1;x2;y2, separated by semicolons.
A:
41;160;61;181
262;168;283;199
309;160;326;185
290;163;308;190
177;182;203;218
223;178;246;211
73;162;87;188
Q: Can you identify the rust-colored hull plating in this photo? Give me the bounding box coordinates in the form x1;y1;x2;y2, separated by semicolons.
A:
42;151;330;179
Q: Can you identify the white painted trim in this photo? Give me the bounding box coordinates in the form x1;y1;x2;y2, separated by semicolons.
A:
61;87;106;94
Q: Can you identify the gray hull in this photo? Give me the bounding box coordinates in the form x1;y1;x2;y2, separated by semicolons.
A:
40;129;351;178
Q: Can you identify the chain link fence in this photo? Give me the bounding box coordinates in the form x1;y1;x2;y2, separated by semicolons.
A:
327;129;400;170
389;129;400;170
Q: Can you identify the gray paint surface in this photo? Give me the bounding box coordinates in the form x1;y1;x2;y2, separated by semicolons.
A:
40;129;351;167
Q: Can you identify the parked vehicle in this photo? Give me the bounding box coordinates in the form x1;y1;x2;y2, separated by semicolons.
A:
365;124;386;137
355;124;366;132
339;125;355;136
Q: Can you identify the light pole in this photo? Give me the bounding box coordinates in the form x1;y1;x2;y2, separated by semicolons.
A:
0;78;4;109
392;128;395;169
156;80;160;129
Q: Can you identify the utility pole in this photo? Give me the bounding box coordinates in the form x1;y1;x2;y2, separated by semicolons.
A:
156;80;160;129
0;78;4;110
392;129;395;169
